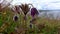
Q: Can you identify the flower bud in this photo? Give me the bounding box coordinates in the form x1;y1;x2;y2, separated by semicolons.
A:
31;8;39;17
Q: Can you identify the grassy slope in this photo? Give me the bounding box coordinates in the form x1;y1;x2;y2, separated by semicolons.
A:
0;7;60;34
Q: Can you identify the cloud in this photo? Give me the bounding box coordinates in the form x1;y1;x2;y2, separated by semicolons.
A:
10;0;60;10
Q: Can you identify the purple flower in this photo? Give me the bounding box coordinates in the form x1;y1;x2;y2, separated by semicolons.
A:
31;8;39;17
29;24;32;28
15;6;20;14
11;5;21;14
30;21;33;28
13;15;18;21
19;4;30;15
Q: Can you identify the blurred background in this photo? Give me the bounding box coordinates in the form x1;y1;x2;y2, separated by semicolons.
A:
10;0;60;20
1;0;60;19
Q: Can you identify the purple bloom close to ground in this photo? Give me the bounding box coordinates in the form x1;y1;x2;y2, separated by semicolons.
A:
13;15;18;21
30;21;32;27
29;24;32;28
31;8;39;17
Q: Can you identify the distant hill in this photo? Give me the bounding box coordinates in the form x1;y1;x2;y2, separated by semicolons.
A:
38;10;60;20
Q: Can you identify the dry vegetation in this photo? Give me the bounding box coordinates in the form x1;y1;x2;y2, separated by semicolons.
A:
0;1;60;34
0;8;60;34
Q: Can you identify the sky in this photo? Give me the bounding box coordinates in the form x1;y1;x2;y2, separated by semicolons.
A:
0;0;60;10
10;0;60;10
